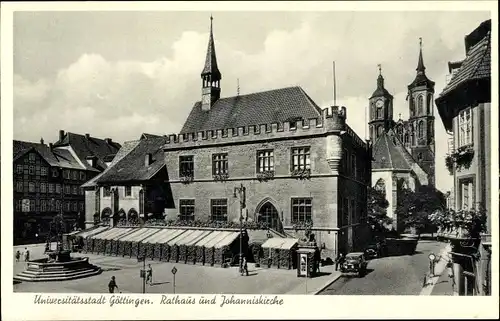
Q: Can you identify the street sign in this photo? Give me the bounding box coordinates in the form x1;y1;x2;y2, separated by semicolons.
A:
428;253;436;261
171;266;177;275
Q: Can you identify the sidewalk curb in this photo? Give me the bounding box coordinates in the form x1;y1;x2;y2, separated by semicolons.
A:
313;274;342;295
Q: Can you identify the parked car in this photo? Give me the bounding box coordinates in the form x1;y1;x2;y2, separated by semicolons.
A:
340;252;368;277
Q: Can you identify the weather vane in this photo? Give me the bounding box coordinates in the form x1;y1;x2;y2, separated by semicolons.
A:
419;37;422;48
377;64;382;75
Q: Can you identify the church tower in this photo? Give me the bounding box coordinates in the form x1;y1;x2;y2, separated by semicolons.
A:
201;16;222;111
407;38;436;186
368;65;394;142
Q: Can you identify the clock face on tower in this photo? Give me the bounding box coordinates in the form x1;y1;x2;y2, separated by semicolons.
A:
376;100;384;108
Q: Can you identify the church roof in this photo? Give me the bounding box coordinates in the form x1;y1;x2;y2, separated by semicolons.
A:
371;130;413;171
88;137;166;185
180;86;322;134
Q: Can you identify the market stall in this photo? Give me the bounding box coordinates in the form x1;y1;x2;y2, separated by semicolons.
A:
261;238;298;269
202;231;236;266
91;228;133;254
160;229;187;261
192;231;224;265
78;226;109;253
184;230;213;264
213;232;240;266
167;230;198;263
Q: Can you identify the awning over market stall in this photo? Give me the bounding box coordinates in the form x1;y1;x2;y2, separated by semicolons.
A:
119;228;160;242
202;231;236;248
214;232;240;249
92;227;134;240
193;230;226;248
141;228;175;244
184;230;214;246
261;238;298;250
77;226;109;238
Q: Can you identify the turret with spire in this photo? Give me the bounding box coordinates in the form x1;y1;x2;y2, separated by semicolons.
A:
368;64;394;141
201;15;222;111
408;38;435;90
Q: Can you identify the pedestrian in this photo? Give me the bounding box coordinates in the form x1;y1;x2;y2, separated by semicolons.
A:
108;276;119;293
314;249;321;274
24;248;30;262
242;256;249;276
15;250;21;262
335;252;344;271
146;264;153;285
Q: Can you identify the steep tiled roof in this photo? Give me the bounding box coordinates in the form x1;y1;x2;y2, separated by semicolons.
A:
141;133;164;140
54;132;121;171
180;86;322;134
439;29;491;97
13;140;86;170
371;130;413;171
93;137;166;184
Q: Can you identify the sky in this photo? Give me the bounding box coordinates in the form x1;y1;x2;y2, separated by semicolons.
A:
13;11;491;192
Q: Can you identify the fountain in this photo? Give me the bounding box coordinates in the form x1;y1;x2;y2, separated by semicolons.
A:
14;213;102;282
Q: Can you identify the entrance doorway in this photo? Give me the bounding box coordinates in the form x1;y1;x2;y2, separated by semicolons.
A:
258;202;280;231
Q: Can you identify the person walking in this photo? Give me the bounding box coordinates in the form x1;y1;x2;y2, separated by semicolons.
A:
108;276;119;293
15;250;21;262
335;252;344;271
242;256;249;276
146;264;153;286
24;248;30;262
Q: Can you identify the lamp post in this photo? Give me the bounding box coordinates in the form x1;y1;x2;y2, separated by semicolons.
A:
233;183;246;275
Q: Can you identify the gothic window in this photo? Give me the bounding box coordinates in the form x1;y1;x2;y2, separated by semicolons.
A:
417;95;424;115
418;121;424;139
404;133;409;144
139;189;144;214
418;153;423;161
377;125;384;137
377;106;383;119
103;186;111;197
374;178;386;192
125;186;132;197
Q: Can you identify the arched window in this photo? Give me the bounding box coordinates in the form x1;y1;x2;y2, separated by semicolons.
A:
417;95;424;115
374;178;386;193
377;125;384;137
377;106;383;119
139;189;144;214
418;120;424;138
404;133;409;144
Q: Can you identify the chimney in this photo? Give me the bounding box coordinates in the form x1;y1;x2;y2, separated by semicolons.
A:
105;138;112;144
59;130;65;142
85;133;90;139
40;137;44;145
145;153;153;166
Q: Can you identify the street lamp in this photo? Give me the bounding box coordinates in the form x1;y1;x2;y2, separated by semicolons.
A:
233;183;246;275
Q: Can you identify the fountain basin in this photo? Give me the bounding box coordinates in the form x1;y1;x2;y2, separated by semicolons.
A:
14;256;102;282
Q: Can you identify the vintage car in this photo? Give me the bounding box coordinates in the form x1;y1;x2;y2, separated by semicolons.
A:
340;252;368;277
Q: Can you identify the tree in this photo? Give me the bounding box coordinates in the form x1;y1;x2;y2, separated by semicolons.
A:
397;185;445;236
367;187;392;235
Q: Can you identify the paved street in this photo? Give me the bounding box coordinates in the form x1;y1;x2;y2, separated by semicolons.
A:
13;243;339;295
319;240;448;295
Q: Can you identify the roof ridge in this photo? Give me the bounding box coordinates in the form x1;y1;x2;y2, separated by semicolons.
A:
383;134;394;168
220;85;301;101
297;87;323;115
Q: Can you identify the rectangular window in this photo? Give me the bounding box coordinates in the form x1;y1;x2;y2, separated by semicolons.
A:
30;199;36;212
125;186;132;197
29;153;35;162
343;149;349;174
63;170;69;179
72;171;78;180
80;172;86;181
210;199;228;222
28;182;35;193
179;156;194;177
15;200;22;212
52;168;59;177
41;200;47;212
460;179;475;210
40;166;48;176
103;187;111;197
179;199;195;221
291;198;312;223
291;147;311;171
56;200;61;211
72;202;77;211
16;164;23;175
212;153;228;175
350;199;356;225
29;165;35;175
40;183;47;193
16;181;23;192
79;202;85;212
257;150;274;172
48;183;54;194
55;184;61;194
72;186;78;195
458;108;472;147
64;185;70;195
